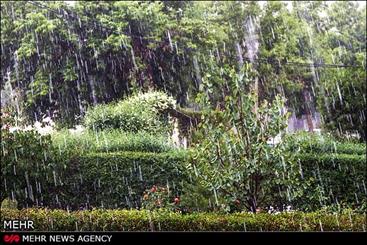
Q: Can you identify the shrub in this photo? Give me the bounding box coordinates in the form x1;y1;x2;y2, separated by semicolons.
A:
1;208;365;231
191;65;300;212
51;129;176;154
83;91;175;132
278;132;366;211
290;153;367;211
126;91;176;112
284;131;366;155
1;198;18;209
0;128;66;208
2;127;188;210
183;141;366;212
57;151;188;210
178;181;224;213
65;152;185;208
141;185;181;211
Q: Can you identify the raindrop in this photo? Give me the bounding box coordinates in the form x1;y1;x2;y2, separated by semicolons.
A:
138;165;143;181
213;189;219;206
167;30;173;51
53;170;57;186
362;180;366;195
319;219;323;232
298;160;304;179
336;81;343;104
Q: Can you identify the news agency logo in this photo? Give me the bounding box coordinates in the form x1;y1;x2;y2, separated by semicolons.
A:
3;220;34;230
3;234;20;244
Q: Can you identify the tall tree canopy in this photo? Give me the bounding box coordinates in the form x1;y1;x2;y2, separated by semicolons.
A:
1;1;365;139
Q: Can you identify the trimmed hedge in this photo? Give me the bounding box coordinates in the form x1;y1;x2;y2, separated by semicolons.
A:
0;128;67;208
294;142;366;155
3;149;365;211
51;130;175;154
53;151;188;210
285;132;366;155
1;149;188;210
291;153;366;210
1;208;366;231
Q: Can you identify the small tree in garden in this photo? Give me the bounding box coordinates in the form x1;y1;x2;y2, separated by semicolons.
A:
190;64;301;213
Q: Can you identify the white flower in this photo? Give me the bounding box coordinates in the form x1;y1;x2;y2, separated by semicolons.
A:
9;126;21;133
37;125;54;135
267;133;282;145
33;120;55;135
42;116;52;123
23;125;34;131
69;125;85;134
34;121;42;129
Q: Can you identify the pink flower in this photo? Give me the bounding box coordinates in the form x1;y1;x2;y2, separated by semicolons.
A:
174;197;180;204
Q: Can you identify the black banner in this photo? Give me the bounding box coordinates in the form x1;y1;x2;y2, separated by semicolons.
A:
1;232;366;244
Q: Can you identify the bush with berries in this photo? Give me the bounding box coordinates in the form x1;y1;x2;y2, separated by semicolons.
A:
141;185;180;211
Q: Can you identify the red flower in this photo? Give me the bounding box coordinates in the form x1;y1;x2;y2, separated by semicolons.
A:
174;197;180;204
151;185;157;193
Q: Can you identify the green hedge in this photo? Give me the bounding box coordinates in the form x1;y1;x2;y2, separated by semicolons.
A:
285;132;366;155
1;150;188;210
294;142;366;155
0;129;67;208
1;208;366;231
291;153;366;210
52;151;188;210
2;129;364;212
83;91;175;132
51;130;175;154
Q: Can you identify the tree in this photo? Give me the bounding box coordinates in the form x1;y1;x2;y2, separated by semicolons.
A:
1;1;365;139
189;64;300;212
315;2;366;140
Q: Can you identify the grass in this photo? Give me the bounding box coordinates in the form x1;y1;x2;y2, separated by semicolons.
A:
51;129;177;154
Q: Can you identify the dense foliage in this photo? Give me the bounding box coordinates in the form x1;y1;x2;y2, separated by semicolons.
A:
2;208;366;231
51;129;175;154
62;151;187;210
83;91;175;132
1;144;187;210
0;2;365;228
292;153;366;211
0;127;67;208
190;65;301;212
141;185;181;211
1;1;365;138
283;132;366;211
2;127;365;212
284;132;366;155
